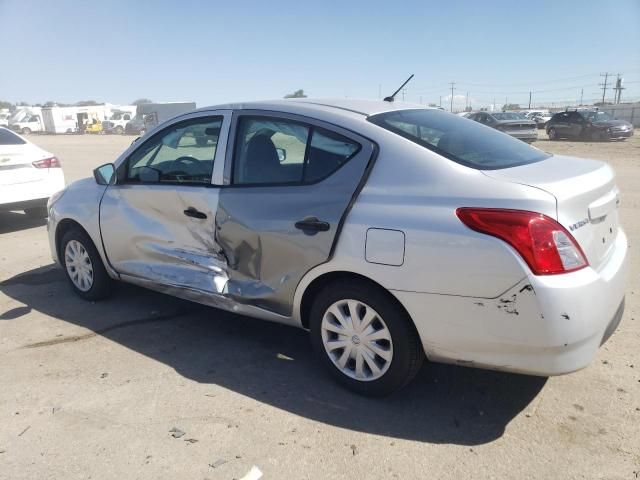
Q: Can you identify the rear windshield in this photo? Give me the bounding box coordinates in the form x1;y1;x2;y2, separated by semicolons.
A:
0;128;26;145
368;109;550;170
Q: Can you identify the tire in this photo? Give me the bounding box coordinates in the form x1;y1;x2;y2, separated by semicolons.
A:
21;127;31;135
60;227;113;301
547;127;557;140
24;206;48;218
309;280;424;396
114;126;124;135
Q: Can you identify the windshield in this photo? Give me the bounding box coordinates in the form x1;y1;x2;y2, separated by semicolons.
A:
492;112;526;121
368;109;550;170
579;111;613;122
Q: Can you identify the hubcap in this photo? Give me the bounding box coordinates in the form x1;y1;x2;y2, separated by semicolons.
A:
321;299;393;381
64;240;94;292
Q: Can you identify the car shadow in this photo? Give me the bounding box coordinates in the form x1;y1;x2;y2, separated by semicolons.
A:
1;265;547;445
0;211;47;234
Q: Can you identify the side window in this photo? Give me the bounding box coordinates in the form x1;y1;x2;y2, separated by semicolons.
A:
233;118;309;184
124;114;131;120
305;128;359;182
232;117;360;186
126;116;222;184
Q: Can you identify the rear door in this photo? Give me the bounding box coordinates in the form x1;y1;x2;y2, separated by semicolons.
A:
216;111;375;316
100;111;231;294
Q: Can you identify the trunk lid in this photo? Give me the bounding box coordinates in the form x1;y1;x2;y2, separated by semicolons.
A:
0;144;48;186
483;155;620;270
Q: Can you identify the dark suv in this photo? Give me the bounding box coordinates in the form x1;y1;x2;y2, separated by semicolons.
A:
546;109;634;141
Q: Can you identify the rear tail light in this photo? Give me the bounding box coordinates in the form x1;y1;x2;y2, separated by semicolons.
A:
456;208;588;275
32;157;61;168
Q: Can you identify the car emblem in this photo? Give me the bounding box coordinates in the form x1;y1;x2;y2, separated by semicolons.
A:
1;158;10;164
569;218;589;231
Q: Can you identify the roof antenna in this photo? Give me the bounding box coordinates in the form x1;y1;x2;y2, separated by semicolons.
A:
383;74;414;102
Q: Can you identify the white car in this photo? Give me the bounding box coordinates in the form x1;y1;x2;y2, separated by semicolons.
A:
47;99;627;396
0;127;65;217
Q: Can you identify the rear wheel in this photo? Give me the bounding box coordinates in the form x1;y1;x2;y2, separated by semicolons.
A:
60;228;113;300
114;126;124;135
21;127;31;135
309;280;424;396
547;127;558;140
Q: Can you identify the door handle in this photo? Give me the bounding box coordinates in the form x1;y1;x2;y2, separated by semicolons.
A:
183;207;207;219
295;217;330;232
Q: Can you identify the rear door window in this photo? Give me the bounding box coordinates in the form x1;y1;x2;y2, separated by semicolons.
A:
232;117;360;185
0;129;26;145
369;109;550;170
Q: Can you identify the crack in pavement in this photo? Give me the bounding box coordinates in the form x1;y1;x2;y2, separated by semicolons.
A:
21;310;196;349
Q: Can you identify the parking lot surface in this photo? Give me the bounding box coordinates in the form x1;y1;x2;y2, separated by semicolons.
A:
1;134;639;479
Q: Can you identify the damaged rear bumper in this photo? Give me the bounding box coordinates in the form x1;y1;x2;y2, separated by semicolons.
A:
391;228;628;376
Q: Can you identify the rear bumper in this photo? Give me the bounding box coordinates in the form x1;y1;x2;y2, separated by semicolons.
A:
0;197;48;211
0;171;65;209
393;228;628;376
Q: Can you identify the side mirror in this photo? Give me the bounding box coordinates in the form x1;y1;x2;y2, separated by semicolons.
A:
276;148;287;162
93;163;116;185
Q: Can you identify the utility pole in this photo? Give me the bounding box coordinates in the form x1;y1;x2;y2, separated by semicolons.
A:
580;88;584;106
449;82;456;112
528;91;532;109
439;96;442;108
493;98;496;111
599;72;610;104
465;91;469;110
613;75;625;104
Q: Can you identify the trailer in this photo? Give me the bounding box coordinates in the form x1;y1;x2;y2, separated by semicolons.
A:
125;102;196;134
42;106;80;134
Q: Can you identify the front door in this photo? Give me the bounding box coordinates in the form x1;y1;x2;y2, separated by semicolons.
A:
216;112;375;316
100;112;231;296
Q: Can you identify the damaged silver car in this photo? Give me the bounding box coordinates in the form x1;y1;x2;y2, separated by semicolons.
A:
48;99;627;396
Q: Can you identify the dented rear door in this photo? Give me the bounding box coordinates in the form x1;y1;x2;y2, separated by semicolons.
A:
216;111;375;316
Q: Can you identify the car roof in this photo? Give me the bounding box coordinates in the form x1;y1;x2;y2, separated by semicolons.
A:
193;98;429;118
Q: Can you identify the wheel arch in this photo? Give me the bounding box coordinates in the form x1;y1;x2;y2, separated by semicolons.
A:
297;270;415;332
55;218;90;262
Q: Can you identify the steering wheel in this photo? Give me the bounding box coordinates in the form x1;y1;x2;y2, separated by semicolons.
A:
167;156;206;180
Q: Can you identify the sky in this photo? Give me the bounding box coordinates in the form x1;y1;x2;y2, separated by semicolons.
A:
1;0;639;110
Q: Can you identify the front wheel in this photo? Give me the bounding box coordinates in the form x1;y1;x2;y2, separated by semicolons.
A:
60;228;113;300
21;127;31;135
114;126;124;135
547;127;558;140
309;280;424;396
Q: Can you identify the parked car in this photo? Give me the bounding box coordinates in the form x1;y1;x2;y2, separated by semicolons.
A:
0;113;9;127
530;112;553;129
546;109;634;141
466;111;537;142
48;100;627;396
10;114;44;135
0;127;65;217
